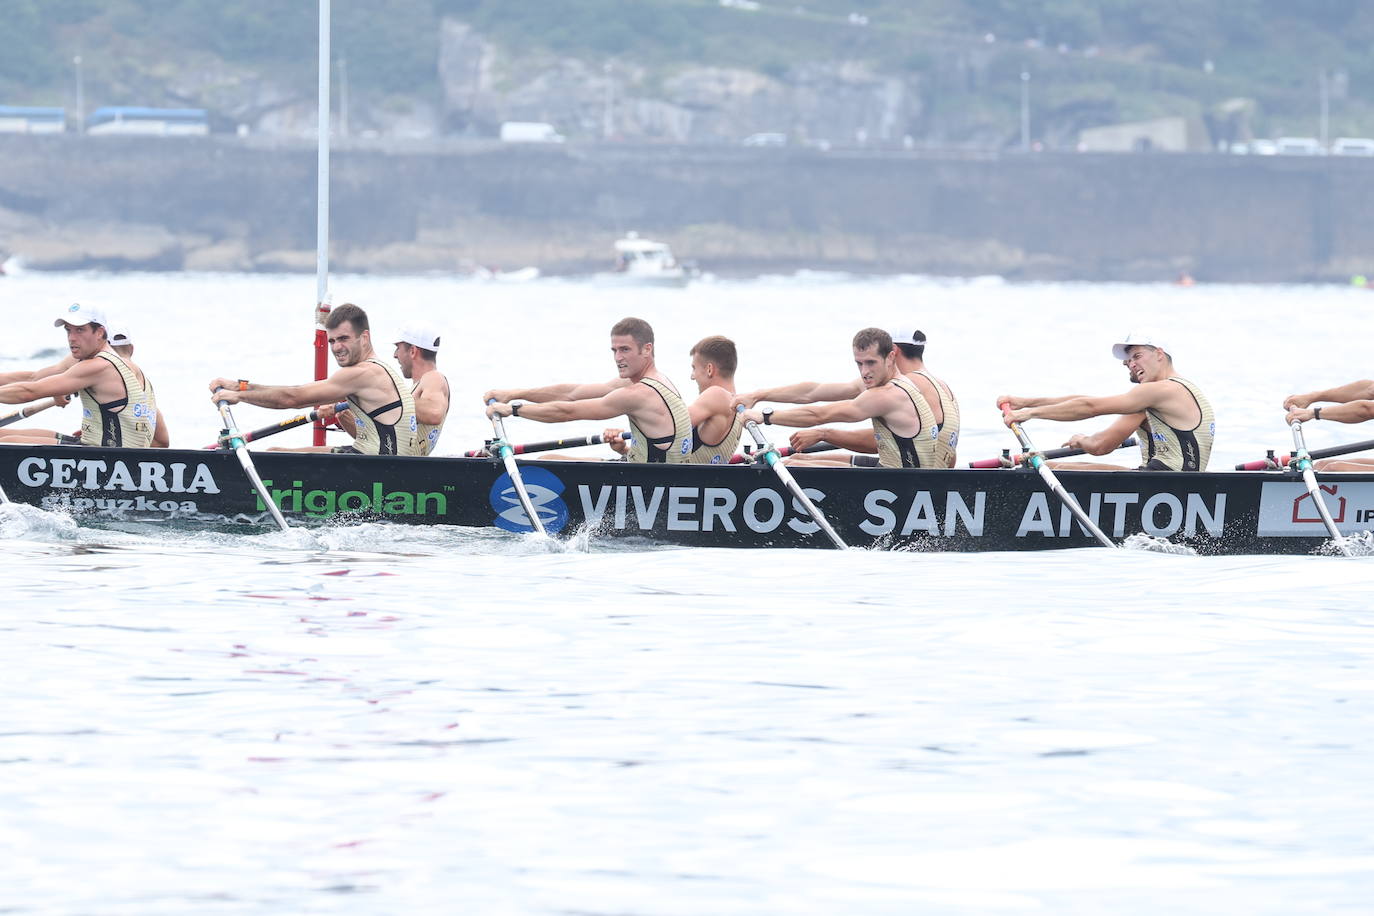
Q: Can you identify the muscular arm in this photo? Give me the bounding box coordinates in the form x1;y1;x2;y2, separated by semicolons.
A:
1284;380;1374;409
485;379;626;404
152;410;170;448
736;378;863;408
509;385;644;424
1286;400;1374;424
1063;412;1145;455
0;355;78;387
210;370;369;410
793;427;878;453
414;385;450;427
0;359;104;404
751;387;893;428
1010;382;1178;424
998;393;1094;410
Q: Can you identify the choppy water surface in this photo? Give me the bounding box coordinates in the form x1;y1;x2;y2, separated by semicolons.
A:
2;272;1373;913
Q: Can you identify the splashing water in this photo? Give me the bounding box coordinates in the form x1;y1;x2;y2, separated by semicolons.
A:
1122;533;1198;555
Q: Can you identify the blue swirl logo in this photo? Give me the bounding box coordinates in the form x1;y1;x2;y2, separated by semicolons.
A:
489;466;569;533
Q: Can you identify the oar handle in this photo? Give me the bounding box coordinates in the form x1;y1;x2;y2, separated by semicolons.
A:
464;430;632;458
203;401;348;449
0;397;65;429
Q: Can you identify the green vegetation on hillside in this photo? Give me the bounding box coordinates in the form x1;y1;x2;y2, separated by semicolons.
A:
4;0;1373;139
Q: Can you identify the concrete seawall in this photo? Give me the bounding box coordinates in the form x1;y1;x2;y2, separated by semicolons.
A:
3;134;1371;282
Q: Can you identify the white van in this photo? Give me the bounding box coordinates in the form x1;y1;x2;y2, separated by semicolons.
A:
1275;136;1323;155
1332;137;1374;156
499;121;566;143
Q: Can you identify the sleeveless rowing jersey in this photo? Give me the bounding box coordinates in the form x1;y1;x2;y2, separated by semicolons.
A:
873;375;939;469
627;378;693;463
1139;377;1214;471
79;351;157;447
912;369;960;468
689;412;743;465
346;358;421;456
414;372;449;457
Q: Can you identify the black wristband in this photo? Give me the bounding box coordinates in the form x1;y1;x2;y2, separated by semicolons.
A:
511;402;522;417
1314;407;1322;420
762;408;774;425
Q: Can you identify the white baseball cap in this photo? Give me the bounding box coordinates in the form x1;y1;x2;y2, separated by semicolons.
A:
54;302;109;329
395;325;441;350
886;328;927;348
109;327;133;346
1112;331;1171;361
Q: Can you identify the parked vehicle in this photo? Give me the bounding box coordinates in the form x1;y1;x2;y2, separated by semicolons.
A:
86;107;208;136
742;132;787;147
499;121;565;143
1274;137;1323;156
0;105;66;134
1331;137;1374;156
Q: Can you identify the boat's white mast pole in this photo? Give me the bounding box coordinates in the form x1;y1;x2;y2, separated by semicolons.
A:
312;0;331;444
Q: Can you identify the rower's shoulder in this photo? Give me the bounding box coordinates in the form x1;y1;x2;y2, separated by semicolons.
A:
693;385;734;411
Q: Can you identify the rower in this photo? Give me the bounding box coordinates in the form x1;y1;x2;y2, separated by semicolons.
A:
208;302;422;456
318;324;450;456
1284;380;1374;470
733;326;960;467
999;331;1215;471
0;303;159;448
483;316;693;463
738;328;931;469
602;335;742;465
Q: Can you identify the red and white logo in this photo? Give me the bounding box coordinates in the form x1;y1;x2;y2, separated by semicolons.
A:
1291;484;1346;524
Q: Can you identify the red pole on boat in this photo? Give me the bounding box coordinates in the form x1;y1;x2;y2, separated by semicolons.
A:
312;0;332;447
312;302;330;446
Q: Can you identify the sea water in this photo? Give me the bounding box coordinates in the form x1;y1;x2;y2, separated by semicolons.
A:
1;271;1372;913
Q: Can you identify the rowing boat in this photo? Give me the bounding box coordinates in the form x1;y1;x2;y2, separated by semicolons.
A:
3;443;1370;553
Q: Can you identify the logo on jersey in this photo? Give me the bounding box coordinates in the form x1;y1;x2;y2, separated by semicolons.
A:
680;436;692;455
489;466;569;533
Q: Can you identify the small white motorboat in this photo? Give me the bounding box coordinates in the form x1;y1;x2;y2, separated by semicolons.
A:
603;232;693;286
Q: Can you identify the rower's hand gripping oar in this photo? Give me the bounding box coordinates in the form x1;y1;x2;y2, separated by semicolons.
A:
1289;419;1353;556
485;399;548;537
1001;403;1116;549
738;406;846;549
212;389;291;532
203;401;349;450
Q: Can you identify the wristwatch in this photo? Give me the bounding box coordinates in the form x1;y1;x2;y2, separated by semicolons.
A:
1313;407;1322;420
762;408;774;425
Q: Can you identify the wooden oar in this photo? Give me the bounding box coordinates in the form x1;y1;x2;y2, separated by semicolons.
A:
203;402;348;450
968;436;1140;468
0;397;65;429
738;407;845;549
1236;436;1374;470
1289;419;1353;556
212;392;290;532
485;399;547;537
464;430;632;458
1001;405;1115;549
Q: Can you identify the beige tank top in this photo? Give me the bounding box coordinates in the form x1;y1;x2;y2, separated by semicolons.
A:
627;378;694;463
79;351;157;447
345;359;421;456
414;372;449;457
912;369;960;468
1139;377;1214;471
872;375;940;469
688;412;743;465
